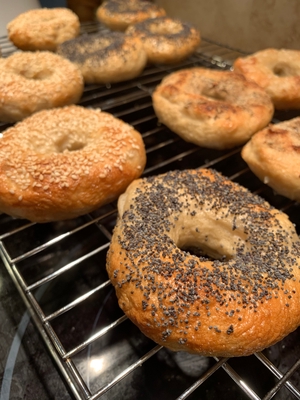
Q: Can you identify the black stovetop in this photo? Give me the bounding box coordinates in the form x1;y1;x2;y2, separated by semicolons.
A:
0;259;71;399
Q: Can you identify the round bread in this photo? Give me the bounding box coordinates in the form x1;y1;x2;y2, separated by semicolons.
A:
233;49;300;109
0;51;84;122
7;8;80;51
152;68;274;149
57;31;147;84
242;117;300;201
96;0;166;31
126;16;201;65
107;168;300;357
0;105;146;223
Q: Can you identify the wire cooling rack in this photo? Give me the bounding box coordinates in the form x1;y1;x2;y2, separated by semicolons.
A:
1;23;300;400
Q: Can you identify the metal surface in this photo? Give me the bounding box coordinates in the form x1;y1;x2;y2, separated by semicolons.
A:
1;23;300;400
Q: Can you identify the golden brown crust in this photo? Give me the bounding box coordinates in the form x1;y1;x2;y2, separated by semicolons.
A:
7;8;80;51
242;117;300;201
96;0;166;31
126;16;201;65
57;31;147;84
233;49;300;109
0;105;146;222
106;168;300;357
0;51;84;122
152;68;274;149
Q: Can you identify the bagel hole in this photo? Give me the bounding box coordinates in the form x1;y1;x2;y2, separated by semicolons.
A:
273;63;297;77
176;223;238;261
18;68;53;80
201;87;227;102
55;137;86;153
149;22;182;35
84;38;114;52
180;243;231;261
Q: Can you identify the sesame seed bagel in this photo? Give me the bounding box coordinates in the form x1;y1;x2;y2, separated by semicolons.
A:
152;68;274;149
242;117;300;202
57;31;147;84
7;8;80;51
233;49;300;109
0;51;84;123
107;168;300;357
126;16;201;65
96;0;166;31
0;105;146;223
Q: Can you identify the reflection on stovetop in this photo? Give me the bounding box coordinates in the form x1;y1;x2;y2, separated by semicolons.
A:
0;260;70;399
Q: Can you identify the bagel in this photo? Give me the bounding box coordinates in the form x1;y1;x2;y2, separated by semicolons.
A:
96;0;166;31
107;168;300;357
126;16;201;65
0;105;146;222
0;51;84;122
242;117;300;201
7;8;80;51
233;49;300;109
57;31;147;84
152;68;274;149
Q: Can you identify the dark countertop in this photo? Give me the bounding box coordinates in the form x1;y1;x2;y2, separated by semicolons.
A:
0;260;71;400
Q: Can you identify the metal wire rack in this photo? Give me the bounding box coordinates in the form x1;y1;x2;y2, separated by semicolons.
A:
1;23;300;400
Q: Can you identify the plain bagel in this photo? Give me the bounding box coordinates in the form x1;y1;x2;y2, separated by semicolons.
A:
242;117;300;201
107;168;300;357
233;48;300;109
0;105;146;222
152;67;274;149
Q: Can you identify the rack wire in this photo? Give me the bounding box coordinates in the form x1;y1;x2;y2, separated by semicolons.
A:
1;23;300;400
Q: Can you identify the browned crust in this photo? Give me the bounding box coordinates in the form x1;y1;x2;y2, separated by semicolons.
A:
152;68;274;149
242;117;300;201
107;168;300;357
0;51;84;122
126;17;201;65
96;0;166;31
233;49;300;109
0;105;146;222
7;8;80;51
